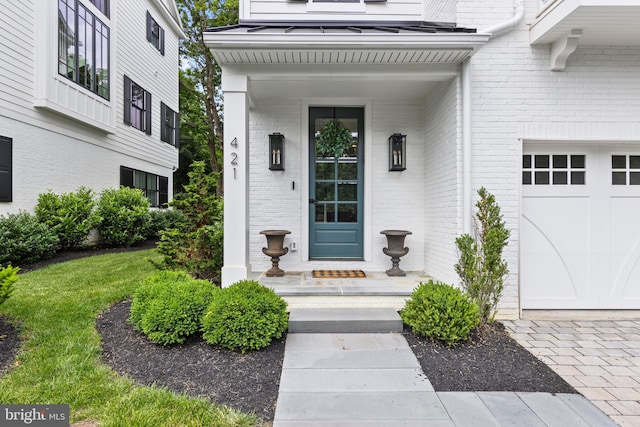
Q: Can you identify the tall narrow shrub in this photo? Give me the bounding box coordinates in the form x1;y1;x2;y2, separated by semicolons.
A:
455;187;511;322
156;161;223;282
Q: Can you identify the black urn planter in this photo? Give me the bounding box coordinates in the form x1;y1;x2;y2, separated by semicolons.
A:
380;230;412;277
260;230;291;277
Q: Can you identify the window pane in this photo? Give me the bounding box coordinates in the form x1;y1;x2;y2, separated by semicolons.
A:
134;171;145;188
338;204;357;223
522;155;531;169
553;155;567;168
571;171;585;185
535;171;549;185
630;156;640;169
315;182;334;202
571;155;585;169
612;155;627;169
631;172;640;185
522;171;531;185
338;183;357;201
315;203;335;223
612;172;626;185
553;171;567;185
315;161;334;180
147;174;157;190
338;162;357;180
535;155;549;168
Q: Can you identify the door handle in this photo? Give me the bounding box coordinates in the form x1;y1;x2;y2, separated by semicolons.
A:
309;198;316;204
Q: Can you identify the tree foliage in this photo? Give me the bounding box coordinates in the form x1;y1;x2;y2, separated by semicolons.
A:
176;0;239;196
454;187;511;323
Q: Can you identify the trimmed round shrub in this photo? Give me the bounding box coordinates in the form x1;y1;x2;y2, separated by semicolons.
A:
400;280;480;346
129;270;218;345
96;186;150;247
201;280;288;353
35;187;96;250
0;212;58;265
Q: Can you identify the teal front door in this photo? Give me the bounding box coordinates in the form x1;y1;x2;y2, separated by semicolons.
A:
309;107;364;259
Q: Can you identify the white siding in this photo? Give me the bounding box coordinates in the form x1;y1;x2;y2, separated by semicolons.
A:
242;0;423;21
0;0;180;214
424;0;457;22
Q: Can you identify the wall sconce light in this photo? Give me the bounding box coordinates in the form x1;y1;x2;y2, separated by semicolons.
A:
389;133;406;171
269;133;284;171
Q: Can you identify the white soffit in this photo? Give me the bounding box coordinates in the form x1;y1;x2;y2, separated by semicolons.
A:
531;1;640;45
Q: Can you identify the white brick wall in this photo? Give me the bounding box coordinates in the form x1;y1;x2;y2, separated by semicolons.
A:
460;0;640;317
423;78;462;286
248;99;427;273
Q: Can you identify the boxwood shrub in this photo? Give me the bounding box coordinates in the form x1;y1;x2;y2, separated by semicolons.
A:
96;187;150;247
129;270;218;345
0;212;58;265
201;280;288;353
400;280;480;345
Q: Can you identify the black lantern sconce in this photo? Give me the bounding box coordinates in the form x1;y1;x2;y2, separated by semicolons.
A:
269;133;284;171
389;133;406;171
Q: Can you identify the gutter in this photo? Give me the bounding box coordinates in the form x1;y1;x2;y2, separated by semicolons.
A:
462;0;525;234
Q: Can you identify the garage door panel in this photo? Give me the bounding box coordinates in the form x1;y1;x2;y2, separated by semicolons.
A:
522;145;640;310
521;199;591;308
608;197;640;305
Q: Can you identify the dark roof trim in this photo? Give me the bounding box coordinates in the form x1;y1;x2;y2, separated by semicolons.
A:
207;20;477;34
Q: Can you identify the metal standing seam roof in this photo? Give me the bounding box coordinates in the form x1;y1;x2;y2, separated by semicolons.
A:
206;20;478;35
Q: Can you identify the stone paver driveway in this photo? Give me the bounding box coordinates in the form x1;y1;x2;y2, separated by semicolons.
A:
503;319;640;427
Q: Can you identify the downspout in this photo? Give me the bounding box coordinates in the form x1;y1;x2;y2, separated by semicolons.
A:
462;0;525;234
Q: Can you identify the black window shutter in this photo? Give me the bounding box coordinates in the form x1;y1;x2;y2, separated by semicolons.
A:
174;111;180;148
123;75;131;125
0;136;12;202
145;91;152;135
160;27;165;55
160;102;167;142
120;166;134;188
159;176;168;207
146;11;152;43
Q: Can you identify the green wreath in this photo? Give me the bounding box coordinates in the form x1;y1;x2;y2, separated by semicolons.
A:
315;120;353;158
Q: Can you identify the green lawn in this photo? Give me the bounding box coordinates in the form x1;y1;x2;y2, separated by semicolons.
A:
0;250;260;427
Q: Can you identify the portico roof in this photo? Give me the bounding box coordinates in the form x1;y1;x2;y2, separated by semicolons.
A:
204;21;489;66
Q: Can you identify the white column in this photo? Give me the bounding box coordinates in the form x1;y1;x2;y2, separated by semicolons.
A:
221;73;250;287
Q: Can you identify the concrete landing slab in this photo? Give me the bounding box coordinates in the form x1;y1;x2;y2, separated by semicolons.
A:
288;308;403;333
274;391;449;422
278;368;433;392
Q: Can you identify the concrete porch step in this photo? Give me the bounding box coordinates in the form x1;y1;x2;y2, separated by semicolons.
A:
288;307;404;333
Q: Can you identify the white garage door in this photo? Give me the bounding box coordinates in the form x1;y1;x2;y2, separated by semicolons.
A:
521;144;640;309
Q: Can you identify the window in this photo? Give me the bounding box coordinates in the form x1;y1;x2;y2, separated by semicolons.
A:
146;11;165;55
58;0;110;99
160;102;180;147
124;75;152;135
523;154;586;185
0;136;11;202
120;166;168;207
612;155;640;185
89;0;109;17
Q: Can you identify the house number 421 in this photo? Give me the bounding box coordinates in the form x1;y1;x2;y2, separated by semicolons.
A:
230;137;238;179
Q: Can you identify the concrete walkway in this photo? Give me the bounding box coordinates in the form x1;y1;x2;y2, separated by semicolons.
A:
504;319;640;427
273;332;617;426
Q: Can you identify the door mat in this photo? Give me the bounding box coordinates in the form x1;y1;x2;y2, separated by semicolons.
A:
312;270;366;279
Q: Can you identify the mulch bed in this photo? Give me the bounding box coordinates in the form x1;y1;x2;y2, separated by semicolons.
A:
0;243;577;423
96;301;286;421
0;315;20;375
404;323;576;394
